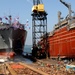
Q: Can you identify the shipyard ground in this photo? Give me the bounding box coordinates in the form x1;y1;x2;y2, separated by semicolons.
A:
0;55;75;75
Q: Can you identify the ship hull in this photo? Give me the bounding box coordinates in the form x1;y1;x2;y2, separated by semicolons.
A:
0;25;27;55
48;26;75;58
39;21;75;58
12;28;27;54
0;27;12;55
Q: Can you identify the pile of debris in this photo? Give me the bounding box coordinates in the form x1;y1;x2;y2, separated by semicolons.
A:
0;63;11;75
29;59;75;75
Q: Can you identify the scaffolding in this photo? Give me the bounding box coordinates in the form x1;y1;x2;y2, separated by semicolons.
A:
31;0;48;58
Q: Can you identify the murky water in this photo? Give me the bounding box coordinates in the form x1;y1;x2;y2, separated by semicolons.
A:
12;45;33;64
13;55;33;64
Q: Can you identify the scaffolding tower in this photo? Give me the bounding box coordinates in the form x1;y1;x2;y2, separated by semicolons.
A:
31;0;48;58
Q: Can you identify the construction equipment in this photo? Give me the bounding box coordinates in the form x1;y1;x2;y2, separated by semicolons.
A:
32;0;44;12
31;0;48;58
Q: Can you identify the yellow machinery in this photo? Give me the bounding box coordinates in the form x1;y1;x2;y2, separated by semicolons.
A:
38;4;44;12
32;0;45;12
32;5;37;12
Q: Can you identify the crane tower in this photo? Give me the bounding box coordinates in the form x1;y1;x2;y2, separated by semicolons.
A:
31;0;48;58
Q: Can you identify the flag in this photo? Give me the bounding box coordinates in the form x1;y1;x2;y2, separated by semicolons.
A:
29;27;30;29
9;15;12;20
0;17;2;20
0;17;2;22
13;18;19;24
17;16;19;19
26;19;29;23
26;19;29;26
4;16;8;20
15;16;19;21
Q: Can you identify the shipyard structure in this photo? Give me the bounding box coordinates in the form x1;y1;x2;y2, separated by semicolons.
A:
31;0;75;59
0;16;27;56
39;0;75;58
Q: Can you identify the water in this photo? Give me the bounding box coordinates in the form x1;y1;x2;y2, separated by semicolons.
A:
14;45;33;64
13;55;33;64
23;45;32;55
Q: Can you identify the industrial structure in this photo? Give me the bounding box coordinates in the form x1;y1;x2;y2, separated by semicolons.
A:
39;0;75;59
31;0;48;58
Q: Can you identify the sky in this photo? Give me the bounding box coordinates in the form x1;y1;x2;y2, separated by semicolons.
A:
0;0;75;45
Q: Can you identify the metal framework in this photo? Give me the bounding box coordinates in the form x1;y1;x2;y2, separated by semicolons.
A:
31;0;48;58
32;12;47;47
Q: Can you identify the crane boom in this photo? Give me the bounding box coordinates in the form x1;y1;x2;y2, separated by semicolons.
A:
33;0;41;5
60;0;69;8
60;0;72;21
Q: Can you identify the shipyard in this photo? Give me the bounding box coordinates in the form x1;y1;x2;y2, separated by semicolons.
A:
0;0;75;75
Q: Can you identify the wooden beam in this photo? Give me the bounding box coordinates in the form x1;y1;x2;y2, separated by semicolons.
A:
19;62;49;75
6;63;17;75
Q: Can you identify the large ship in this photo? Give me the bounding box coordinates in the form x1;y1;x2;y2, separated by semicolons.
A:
39;0;75;58
0;16;27;56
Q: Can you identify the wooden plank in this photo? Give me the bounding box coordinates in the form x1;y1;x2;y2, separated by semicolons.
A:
19;62;49;75
6;63;17;75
